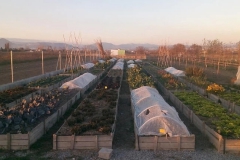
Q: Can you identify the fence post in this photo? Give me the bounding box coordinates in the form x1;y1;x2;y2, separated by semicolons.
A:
10;51;14;83
42;51;44;74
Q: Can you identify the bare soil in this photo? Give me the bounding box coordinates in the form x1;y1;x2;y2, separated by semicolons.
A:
113;68;135;149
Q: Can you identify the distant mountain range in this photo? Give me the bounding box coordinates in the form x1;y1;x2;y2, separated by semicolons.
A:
0;38;159;50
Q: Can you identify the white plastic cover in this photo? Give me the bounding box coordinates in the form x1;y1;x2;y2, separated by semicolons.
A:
117;59;124;62
127;60;134;64
135;59;142;62
128;64;136;68
60;73;96;89
112;61;124;70
98;60;105;63
165;67;185;76
81;63;95;69
131;86;190;136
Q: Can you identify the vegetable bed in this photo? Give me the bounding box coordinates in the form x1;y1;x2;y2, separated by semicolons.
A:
142;63;240;153
143;64;186;90
53;67;122;150
174;91;240;138
27;75;70;88
54;89;120;149
0;87;37;105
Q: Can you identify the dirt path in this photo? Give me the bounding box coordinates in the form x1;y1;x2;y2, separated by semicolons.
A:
113;67;135;149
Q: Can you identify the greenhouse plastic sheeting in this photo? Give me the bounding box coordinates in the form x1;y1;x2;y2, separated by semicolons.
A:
117;59;124;62
98;60;105;63
131;86;190;136
127;60;134;64
112;61;124;70
165;67;185;76
81;63;95;69
128;64;136;68
60;73;96;89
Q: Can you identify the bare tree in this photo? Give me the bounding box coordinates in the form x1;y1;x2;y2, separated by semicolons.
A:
205;39;223;74
170;43;186;56
188;44;202;66
5;43;10;51
95;39;105;58
135;46;145;55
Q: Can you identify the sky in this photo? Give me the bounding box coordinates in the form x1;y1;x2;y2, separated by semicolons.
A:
0;0;240;45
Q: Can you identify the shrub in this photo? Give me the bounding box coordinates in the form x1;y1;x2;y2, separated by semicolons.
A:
206;83;225;94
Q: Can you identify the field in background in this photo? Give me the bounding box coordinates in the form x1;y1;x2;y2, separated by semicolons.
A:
0;51;62;65
0;51;100;85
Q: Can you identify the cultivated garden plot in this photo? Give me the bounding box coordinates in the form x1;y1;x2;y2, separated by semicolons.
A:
127;66;195;151
144;62;240;114
141;62;240;154
53;61;122;150
27;75;70;88
0;61;115;150
0;74;72;110
0;60;114;110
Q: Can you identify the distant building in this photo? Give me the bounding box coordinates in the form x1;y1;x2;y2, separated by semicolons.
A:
110;49;146;59
110;49;125;56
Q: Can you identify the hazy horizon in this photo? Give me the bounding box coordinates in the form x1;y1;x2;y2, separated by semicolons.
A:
1;0;240;45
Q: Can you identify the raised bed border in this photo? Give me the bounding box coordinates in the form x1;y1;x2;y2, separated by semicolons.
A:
0;62;115;150
53;66;123;150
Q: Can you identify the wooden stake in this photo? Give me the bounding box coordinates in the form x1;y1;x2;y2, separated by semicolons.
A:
10;51;13;83
60;52;61;70
42;51;44;74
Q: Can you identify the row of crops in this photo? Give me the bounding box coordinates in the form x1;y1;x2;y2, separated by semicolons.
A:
0;58;117;149
53;59;124;150
141;61;240;153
